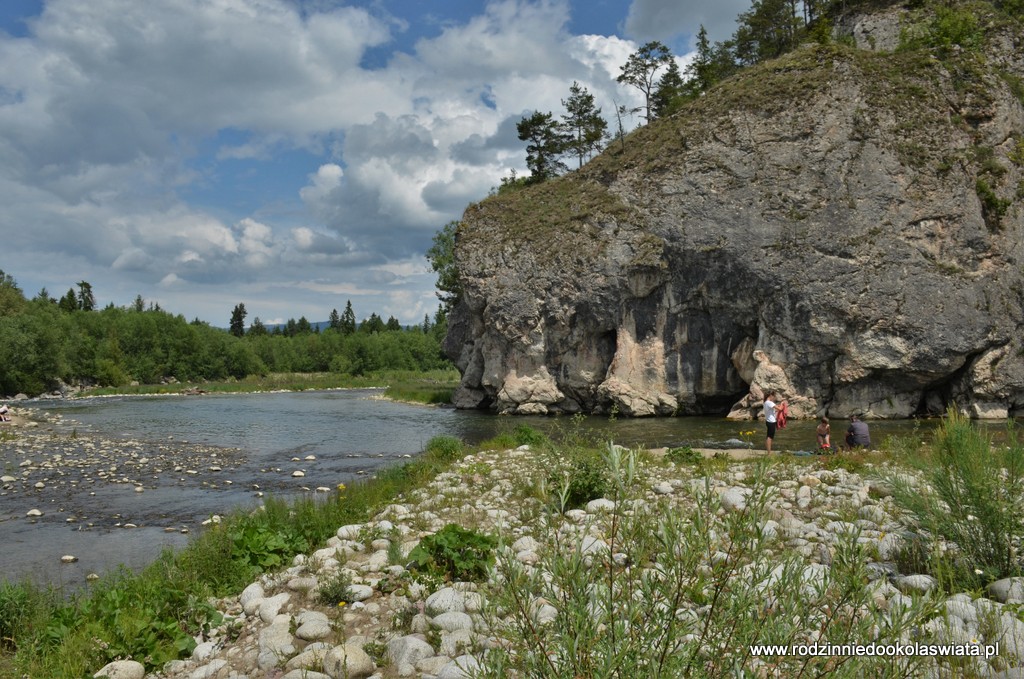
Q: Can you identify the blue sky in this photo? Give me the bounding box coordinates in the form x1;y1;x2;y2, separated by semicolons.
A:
0;0;749;326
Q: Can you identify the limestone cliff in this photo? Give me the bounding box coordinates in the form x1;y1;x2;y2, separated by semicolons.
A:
445;6;1024;419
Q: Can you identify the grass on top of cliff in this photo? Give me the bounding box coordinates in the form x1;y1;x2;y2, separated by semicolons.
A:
602;44;990;176
462;173;638;266
587;3;1017;180
466;7;1021;255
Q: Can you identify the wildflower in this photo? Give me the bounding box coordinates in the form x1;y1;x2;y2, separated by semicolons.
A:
338;601;346;608
975;568;984;576
337;483;346;491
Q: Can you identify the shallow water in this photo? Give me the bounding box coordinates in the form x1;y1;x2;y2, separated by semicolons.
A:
4;389;942;586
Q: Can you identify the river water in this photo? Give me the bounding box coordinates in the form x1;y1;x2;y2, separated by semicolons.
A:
3;389;936;586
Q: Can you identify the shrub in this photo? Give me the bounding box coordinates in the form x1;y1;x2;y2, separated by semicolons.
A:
666;446;702;465
899;4;983;56
408;523;497;582
478;424;550;452
884;410;1024;588
511;424;548;447
317;569;354;606
548;454;610;510
976;178;1011;229
0;582;44;652
424;435;465;462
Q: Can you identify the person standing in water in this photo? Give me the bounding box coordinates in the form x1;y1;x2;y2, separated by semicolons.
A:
763;391;783;454
816;416;831;451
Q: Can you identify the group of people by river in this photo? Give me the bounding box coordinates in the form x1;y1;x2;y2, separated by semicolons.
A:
762;391;871;454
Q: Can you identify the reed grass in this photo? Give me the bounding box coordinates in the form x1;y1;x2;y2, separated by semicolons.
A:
883;409;1024;591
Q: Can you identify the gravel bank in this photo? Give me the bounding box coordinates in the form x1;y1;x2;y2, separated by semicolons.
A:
91;442;1024;679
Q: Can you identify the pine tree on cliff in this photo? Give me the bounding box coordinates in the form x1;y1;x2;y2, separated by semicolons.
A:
561;81;607;168
427;221;462;312
516;111;569;182
651;60;685;118
617;41;673;124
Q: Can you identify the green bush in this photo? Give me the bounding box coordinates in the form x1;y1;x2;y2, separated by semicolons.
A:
548;455;610;510
976;178;1011;229
408;523;497;582
511;424;548;447
424;435;465;463
899;4;983;56
227;523;309;572
0;582;45;652
884;410;1024;589
666;446;702;464
317;569;355;606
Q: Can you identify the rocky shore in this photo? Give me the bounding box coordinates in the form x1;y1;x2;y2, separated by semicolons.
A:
91;442;1024;679
0;406;260;584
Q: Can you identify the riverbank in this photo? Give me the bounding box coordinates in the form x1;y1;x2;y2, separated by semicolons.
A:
69;370;459;406
14;417;1016;678
0;405;253;585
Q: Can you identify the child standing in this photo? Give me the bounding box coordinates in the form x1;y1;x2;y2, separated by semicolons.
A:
816;416;831;451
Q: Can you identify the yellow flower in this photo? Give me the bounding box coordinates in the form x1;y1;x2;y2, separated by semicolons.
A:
338;602;346;608
336;483;346;491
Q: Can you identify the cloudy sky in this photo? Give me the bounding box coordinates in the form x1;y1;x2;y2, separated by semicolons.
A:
0;0;749;327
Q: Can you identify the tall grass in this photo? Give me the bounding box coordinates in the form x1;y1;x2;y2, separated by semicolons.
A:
379;368;460;404
479;445;937;677
884;409;1024;588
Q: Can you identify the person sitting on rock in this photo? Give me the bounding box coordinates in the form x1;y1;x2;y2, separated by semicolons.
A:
844;414;871;451
816;416;831;451
0;405;9;422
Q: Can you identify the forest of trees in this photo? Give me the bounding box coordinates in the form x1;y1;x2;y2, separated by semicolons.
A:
0;272;450;396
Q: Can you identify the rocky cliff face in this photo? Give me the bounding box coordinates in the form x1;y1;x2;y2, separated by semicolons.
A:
445;8;1024;419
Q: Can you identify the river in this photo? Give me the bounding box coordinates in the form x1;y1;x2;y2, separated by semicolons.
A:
2;389;937;586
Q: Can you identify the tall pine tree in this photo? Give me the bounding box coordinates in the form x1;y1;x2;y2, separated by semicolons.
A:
561;82;607;168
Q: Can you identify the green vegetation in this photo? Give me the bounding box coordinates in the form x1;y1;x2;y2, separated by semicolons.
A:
316;570;355;607
666;445;702;464
479;445;938;678
884;410;1024;591
898;1;985;55
426;220;461;312
977;178;1013;230
407;523;497;582
421;435;465;462
476;423;551;452
0;271;452;398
